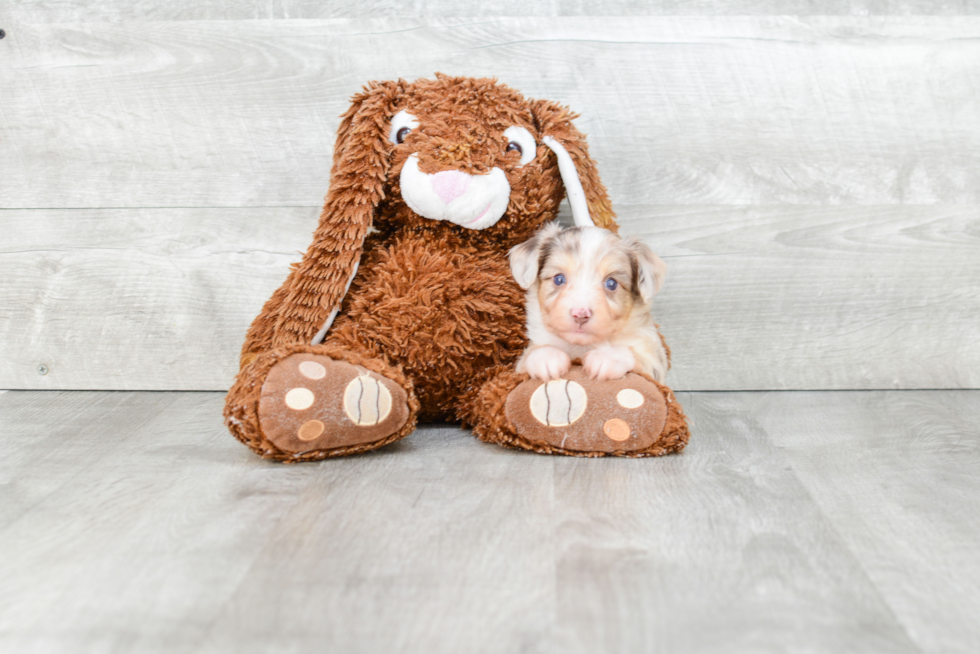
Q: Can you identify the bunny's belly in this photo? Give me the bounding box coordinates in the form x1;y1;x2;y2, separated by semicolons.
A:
326;235;528;421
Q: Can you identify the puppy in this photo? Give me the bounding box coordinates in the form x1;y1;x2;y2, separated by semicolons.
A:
509;223;669;382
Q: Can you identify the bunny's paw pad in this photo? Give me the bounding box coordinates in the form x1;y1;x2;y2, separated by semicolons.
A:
504;367;669;455
258;354;409;454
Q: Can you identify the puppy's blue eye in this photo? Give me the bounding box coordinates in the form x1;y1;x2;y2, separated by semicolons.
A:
604;278;618;291
554;274;566;286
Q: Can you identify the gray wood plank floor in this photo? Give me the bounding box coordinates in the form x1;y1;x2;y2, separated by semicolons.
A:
1;390;977;653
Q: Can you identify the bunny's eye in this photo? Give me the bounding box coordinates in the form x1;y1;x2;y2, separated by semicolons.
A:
388;110;419;145
503;126;536;167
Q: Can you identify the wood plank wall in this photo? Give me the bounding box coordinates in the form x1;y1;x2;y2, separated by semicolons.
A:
2;3;978;391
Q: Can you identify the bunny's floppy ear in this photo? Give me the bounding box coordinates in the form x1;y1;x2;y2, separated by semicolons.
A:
531;99;619;232
269;80;403;348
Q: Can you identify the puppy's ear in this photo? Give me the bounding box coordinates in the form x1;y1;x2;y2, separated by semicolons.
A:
626;236;667;303
530;99;618;232
268;80;404;347
509;222;561;289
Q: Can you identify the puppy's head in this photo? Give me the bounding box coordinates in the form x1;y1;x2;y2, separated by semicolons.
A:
509;224;666;346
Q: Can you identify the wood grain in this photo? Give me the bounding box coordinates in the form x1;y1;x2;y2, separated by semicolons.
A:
619;204;980;391
198;433;557;654
3;205;977;391
4;389;978;651
0;391;557;654
0;391;304;652
2;17;980;207
761;390;980;654
2;13;978;391
5;0;978;22
547;395;921;653
0;207;312;390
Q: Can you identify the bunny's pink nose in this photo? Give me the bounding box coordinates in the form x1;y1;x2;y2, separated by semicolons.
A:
431;170;471;204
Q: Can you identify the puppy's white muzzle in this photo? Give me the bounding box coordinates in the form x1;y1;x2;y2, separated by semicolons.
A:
399;154;511;230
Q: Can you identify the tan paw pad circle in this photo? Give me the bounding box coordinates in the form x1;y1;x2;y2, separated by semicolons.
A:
343;375;393;426
297;420;325;441
603;418;632;442
285;387;315;410
616;388;645;409
529;380;588;427
298;360;327;380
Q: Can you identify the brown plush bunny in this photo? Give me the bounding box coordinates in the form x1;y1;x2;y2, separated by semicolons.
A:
224;74;689;461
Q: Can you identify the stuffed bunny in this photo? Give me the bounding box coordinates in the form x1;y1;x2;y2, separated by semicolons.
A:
224;74;689;461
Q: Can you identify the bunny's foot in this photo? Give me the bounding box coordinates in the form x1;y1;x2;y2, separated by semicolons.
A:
225;346;418;462
468;366;688;457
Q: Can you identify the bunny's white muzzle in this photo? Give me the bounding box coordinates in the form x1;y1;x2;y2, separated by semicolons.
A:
399;154;511;231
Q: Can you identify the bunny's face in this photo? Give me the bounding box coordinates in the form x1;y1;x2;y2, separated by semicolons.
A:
380;77;568;246
256;75;616;349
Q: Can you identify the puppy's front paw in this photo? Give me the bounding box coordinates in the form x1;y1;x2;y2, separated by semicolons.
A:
583;346;634;381
524;346;572;381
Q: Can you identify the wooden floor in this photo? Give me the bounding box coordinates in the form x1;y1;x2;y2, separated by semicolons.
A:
0;390;977;653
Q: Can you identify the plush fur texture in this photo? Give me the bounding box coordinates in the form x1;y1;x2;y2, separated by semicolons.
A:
223;74;688;461
510;223;670;383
